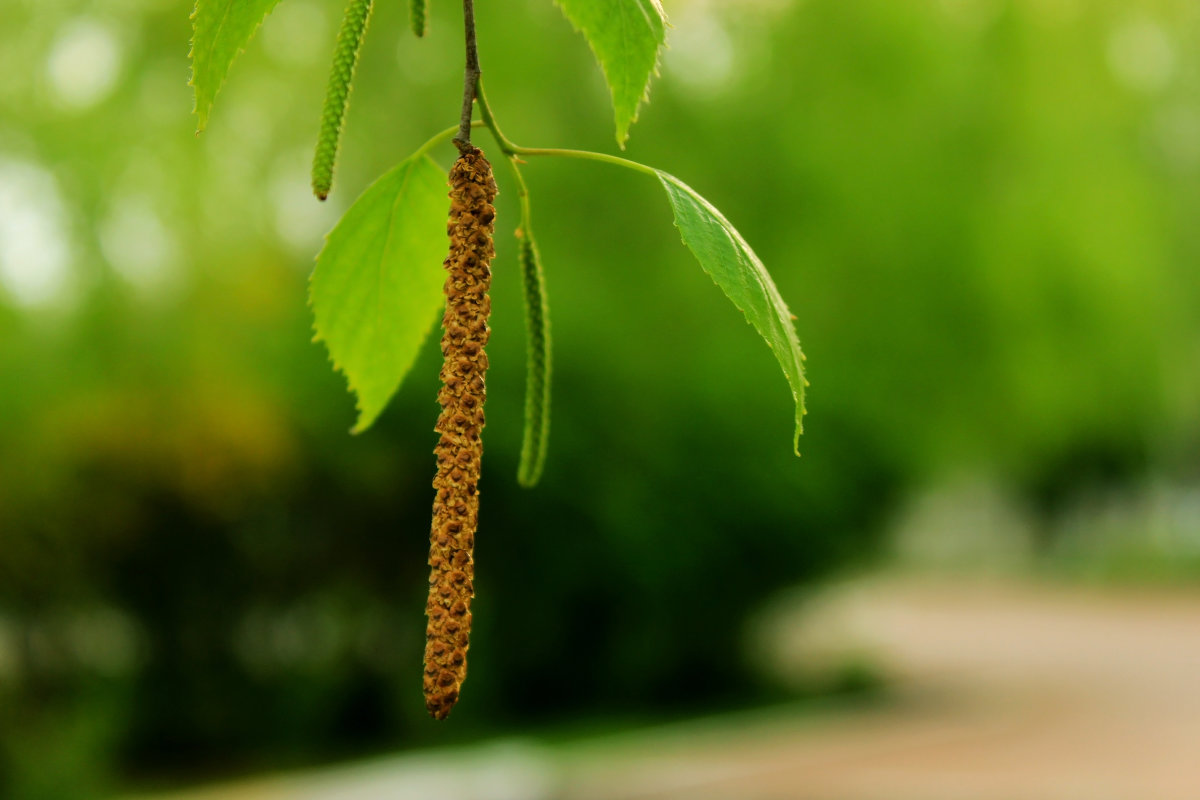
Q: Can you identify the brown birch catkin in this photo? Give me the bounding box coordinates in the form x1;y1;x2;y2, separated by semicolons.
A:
424;146;498;720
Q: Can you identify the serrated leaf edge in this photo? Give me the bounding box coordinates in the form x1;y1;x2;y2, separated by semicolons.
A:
308;155;446;434
656;170;807;454
552;0;668;147
189;0;283;133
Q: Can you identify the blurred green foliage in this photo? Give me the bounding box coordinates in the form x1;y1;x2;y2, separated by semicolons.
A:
1;0;1198;797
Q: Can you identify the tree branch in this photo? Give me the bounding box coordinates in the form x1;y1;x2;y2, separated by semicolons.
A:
455;0;481;149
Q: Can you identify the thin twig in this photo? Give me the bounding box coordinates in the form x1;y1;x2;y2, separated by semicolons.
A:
455;0;481;149
474;79;517;156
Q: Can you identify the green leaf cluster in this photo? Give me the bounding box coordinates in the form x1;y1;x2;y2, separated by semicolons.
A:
190;0;806;476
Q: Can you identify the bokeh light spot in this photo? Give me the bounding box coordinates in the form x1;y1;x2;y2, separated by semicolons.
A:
0;158;72;307
99;193;181;295
1108;18;1174;93
45;18;123;110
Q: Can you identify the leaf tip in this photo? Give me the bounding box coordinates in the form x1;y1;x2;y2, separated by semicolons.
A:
193;103;210;134
350;399;384;436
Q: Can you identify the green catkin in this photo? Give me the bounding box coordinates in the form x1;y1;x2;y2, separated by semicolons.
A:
410;0;427;38
516;233;551;487
311;0;374;201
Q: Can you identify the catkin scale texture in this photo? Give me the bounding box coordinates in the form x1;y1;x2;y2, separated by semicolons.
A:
424;147;497;720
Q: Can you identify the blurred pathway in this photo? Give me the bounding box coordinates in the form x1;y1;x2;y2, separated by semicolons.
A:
137;576;1200;800
563;576;1200;800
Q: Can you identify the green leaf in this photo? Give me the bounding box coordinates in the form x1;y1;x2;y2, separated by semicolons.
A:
553;0;667;147
311;154;449;433
190;0;284;132
657;171;807;453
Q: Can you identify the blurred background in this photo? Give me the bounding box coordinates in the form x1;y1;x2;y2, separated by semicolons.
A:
2;0;1200;797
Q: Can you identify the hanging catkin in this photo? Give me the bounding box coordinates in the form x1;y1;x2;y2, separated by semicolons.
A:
424;146;497;720
312;0;374;200
410;0;427;37
516;233;551;487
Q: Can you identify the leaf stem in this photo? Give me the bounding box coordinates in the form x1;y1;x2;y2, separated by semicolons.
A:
475;83;658;179
475;80;520;156
510;147;659;177
507;153;532;223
